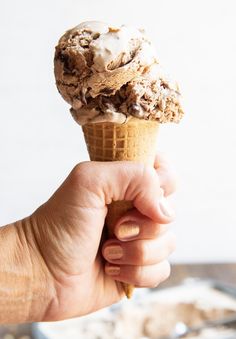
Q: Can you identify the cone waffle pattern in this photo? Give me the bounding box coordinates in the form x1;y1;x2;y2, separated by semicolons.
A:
82;118;159;298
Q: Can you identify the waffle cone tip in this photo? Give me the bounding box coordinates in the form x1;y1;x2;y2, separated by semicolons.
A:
123;283;134;299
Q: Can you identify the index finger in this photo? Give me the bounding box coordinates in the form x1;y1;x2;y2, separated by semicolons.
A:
154;153;177;196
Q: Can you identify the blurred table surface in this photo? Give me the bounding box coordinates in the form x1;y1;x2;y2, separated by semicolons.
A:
1;263;236;338
162;262;236;288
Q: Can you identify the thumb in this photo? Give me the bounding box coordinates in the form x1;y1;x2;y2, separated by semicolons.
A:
95;161;174;223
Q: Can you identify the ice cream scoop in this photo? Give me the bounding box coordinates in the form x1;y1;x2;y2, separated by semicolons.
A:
54;21;184;126
54;21;184;298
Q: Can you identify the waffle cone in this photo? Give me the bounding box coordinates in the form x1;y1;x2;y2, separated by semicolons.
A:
82;117;159;298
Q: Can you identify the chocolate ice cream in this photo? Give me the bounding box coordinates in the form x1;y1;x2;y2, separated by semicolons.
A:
54;21;184;125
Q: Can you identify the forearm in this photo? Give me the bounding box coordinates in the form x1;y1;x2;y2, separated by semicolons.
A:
0;218;55;323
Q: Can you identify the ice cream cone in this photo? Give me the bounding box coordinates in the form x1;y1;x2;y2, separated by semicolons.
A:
82;117;159;298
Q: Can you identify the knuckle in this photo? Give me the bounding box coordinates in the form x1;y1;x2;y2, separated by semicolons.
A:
157;245;168;262
165;169;178;195
149;280;160;288
158;224;169;236
155;152;169;164
133;266;146;286
134;261;171;288
152;223;162;237
168;175;178;195
71;162;102;191
135;241;149;265
167;232;177;253
160;260;171;282
142;164;157;183
138;165;157;191
71;162;90;183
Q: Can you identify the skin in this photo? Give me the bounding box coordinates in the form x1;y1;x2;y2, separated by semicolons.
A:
0;154;176;323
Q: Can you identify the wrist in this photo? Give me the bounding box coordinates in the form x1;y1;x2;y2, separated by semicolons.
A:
19;216;57;322
0;217;56;323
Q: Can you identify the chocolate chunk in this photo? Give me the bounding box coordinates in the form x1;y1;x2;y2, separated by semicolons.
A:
79;38;90;47
100;88;114;95
160;81;169;89
57;52;71;73
93;33;100;40
80;89;87;105
109;27;120;33
129;103;144;118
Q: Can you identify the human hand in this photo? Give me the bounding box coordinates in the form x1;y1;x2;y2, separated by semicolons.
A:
26;154;176;321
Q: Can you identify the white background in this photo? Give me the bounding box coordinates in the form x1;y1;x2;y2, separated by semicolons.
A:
0;0;235;262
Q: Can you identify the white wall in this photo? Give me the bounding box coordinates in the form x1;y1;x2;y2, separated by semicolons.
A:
0;0;235;262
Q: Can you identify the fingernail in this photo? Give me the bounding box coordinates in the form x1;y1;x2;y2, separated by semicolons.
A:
117;222;140;240
104;245;123;260
105;265;120;275
159;197;174;218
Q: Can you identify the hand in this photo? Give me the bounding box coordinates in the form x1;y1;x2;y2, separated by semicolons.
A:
26;154;176;321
